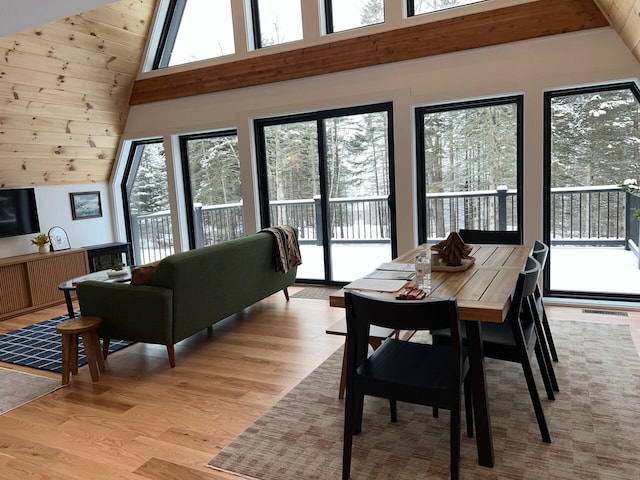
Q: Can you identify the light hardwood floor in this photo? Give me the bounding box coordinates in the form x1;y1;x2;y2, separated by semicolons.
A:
0;290;638;479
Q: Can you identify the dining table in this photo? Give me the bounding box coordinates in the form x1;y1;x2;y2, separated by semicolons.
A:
329;243;532;469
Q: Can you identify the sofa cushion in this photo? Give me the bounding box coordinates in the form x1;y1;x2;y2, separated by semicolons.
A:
130;261;160;285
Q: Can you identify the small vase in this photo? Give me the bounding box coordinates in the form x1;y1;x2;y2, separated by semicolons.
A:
38;244;49;254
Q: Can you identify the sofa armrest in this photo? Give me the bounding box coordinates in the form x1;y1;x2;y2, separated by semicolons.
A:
77;281;174;345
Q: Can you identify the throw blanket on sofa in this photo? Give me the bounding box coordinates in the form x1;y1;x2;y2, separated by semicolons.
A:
261;225;302;274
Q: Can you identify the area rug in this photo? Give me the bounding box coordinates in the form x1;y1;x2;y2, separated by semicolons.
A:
0;367;62;414
0;312;131;373
291;287;341;300
208;321;640;479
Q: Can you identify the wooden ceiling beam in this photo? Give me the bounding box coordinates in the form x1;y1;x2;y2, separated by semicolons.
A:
130;0;609;106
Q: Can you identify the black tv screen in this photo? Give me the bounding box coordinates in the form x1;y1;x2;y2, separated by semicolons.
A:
0;188;41;238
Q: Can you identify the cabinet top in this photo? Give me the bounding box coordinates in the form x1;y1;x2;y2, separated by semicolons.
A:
82;242;130;250
0;248;87;267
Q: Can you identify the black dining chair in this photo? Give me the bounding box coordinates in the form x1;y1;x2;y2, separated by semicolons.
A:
432;256;555;443
458;228;521;245
531;240;559;362
342;291;473;480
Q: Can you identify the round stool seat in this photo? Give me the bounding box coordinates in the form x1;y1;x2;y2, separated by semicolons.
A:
56;316;102;335
56;316;105;385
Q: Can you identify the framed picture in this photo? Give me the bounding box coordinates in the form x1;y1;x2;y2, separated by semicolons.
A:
70;191;102;220
48;226;70;251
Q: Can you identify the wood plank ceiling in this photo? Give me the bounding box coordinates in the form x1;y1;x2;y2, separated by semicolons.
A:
0;0;155;188
2;0;640;189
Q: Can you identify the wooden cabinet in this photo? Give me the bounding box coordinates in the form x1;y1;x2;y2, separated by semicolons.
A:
0;248;88;321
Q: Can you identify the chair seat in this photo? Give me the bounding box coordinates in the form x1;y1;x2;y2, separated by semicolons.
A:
358;339;469;404
432;320;536;361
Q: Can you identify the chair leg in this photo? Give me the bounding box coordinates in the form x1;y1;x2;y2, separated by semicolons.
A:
529;298;559;392
534;340;555;401
389;399;397;422
354;393;365;435
433;407;439;418
283;287;290;301
541;307;559;362
520;351;552;443
450;396;461;480
464;375;474;438
342;385;356;479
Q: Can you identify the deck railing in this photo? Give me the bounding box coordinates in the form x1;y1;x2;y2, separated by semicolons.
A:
129;185;634;264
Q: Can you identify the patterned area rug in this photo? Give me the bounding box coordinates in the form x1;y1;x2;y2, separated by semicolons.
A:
0;367;62;414
0;312;131;373
208;321;640;479
290;287;341;300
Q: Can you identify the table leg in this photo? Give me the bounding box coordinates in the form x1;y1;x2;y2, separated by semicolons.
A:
339;342;348;399
63;291;75;319
465;320;494;468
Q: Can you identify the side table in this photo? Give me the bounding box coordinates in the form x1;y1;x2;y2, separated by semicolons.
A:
58;267;131;318
55;316;106;385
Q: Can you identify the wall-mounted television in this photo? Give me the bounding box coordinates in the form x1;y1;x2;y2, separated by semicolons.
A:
0;188;41;238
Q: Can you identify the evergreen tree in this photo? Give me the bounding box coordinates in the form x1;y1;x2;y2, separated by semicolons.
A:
129;143;169;214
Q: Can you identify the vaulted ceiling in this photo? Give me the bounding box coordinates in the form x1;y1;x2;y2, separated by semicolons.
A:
0;0;155;188
0;0;639;189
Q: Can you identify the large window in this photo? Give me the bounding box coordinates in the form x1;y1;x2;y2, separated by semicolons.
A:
324;0;384;33
255;103;396;284
121;140;174;264
251;0;303;48
415;96;523;243
180;131;244;248
153;0;235;69
544;83;640;301
408;0;486;16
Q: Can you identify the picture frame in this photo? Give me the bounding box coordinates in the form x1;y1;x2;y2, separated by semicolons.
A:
48;226;70;251
70;191;102;220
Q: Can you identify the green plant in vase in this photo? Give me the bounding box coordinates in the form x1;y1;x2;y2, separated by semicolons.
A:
31;233;51;253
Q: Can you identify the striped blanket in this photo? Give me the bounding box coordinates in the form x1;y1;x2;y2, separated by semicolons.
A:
260;225;302;274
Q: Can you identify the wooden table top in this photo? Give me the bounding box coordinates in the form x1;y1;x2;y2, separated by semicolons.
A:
329;244;531;323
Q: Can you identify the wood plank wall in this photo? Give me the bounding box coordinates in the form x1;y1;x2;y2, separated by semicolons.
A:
0;0;155;188
130;0;609;106
594;0;640;61
0;0;624;188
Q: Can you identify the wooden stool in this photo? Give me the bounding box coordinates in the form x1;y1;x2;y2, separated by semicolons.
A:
55;316;106;385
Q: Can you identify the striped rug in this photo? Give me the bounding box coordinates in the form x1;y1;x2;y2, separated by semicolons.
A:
0;312;131;373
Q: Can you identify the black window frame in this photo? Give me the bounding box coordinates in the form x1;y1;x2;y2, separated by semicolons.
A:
254;101;398;285
179;129;240;250
323;0;385;34
415;95;524;245
543;81;640;302
152;0;187;70
120;138;165;262
407;0;487;17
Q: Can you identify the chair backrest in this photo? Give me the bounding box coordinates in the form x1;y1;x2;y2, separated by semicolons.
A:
458;229;521;245
531;240;549;269
344;291;463;369
507;256;541;324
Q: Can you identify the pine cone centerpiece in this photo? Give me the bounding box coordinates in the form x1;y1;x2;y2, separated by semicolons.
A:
431;232;473;266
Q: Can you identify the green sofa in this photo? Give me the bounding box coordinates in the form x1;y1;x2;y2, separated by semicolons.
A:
76;232;297;367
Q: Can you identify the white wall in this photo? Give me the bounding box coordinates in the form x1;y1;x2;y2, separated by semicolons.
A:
0;183;114;258
120;27;640;256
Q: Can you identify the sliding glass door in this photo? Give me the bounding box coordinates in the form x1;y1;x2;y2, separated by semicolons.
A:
256;103;396;284
544;83;640;300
